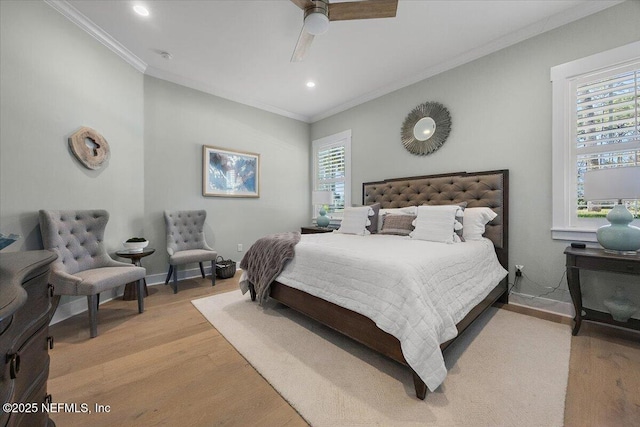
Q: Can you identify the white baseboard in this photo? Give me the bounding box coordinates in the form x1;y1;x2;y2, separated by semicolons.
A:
49;265;219;326
508;291;575;318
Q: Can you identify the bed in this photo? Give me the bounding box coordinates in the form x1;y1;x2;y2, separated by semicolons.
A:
245;169;509;399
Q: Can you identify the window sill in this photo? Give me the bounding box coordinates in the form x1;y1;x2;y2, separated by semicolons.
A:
551;227;598;243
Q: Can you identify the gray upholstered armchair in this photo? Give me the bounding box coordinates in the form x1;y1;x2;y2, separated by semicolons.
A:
164;210;217;293
39;210;146;338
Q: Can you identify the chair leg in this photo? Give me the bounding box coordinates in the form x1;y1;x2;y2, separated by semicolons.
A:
87;294;98;338
137;279;145;313
199;262;206;278
50;295;62;319
211;260;216;286
165;265;173;285
172;265;178;294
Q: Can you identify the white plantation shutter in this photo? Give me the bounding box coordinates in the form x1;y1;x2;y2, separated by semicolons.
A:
574;64;640;208
317;144;345;210
551;41;640;241
317;145;345;182
313;130;351;216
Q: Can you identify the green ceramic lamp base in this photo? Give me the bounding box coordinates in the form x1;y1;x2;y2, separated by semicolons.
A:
597;204;640;255
316;208;330;228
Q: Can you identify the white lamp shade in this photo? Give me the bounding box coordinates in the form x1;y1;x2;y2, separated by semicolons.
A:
583;166;640;201
312;191;333;205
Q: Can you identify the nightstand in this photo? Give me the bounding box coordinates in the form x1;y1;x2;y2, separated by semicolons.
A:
301;226;334;234
564;246;640;336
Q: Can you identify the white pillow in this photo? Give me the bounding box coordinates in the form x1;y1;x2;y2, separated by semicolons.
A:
410;205;460;244
377;206;418;231
337;206;374;235
462;207;497;241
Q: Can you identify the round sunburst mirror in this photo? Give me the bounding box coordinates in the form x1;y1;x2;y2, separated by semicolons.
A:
401;102;452;156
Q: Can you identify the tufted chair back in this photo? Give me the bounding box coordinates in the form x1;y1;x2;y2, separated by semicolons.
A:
39;210;114;275
164;210;212;255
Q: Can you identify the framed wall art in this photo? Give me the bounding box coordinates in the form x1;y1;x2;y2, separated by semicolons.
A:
202;145;260;197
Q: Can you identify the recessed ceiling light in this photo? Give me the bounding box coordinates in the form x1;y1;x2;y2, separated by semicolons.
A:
133;5;150;17
306;81;316;88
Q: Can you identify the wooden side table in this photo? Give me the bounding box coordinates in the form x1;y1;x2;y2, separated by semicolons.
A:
301;226;334;234
115;248;155;300
564;246;640;335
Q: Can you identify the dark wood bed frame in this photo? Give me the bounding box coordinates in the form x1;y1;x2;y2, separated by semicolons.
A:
257;170;509;399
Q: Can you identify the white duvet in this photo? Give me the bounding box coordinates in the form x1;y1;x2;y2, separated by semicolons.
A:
274;232;508;391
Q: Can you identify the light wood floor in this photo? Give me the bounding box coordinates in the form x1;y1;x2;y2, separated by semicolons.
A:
48;274;640;427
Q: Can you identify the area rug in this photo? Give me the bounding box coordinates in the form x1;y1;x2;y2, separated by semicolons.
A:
192;291;571;427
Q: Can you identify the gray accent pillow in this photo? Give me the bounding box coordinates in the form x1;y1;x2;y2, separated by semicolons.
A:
454;202;467;242
366;203;381;234
379;214;416;236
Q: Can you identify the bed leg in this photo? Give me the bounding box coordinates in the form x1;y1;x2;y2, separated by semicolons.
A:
498;291;509;304
498;278;509;304
248;283;256;302
412;371;427;400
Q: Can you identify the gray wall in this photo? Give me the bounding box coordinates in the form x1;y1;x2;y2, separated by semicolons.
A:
2;0;638;317
143;76;310;276
0;0;145;253
310;1;640;313
0;0;309;301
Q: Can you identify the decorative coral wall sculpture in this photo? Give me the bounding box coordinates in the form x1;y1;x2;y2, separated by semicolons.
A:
68;127;110;170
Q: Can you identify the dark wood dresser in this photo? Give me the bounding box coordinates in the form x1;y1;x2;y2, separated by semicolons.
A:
0;250;57;427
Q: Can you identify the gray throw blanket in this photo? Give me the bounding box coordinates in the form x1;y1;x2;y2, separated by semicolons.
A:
239;232;301;304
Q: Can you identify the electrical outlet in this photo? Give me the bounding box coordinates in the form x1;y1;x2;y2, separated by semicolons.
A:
515;264;524;277
237;244;243;252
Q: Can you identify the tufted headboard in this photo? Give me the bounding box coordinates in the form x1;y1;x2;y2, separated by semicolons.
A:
363;170;509;269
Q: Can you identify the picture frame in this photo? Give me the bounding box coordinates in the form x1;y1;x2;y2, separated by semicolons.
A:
202;145;260;197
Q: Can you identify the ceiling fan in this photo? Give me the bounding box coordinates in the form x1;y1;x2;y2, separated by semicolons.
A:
290;0;398;62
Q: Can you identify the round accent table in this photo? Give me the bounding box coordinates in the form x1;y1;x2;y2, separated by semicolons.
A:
115;248;155;301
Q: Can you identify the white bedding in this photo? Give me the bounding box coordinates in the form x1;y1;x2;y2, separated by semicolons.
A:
274;232;508;392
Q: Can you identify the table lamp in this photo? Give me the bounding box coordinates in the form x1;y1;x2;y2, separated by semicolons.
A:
312;190;333;228
583;166;640;254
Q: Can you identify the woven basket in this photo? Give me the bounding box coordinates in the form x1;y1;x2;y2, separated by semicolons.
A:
215;256;236;279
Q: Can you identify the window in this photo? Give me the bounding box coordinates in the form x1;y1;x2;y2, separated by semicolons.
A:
551;41;640;241
312;130;351;220
576;67;639;216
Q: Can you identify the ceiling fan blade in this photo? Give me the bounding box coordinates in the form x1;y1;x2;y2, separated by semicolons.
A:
291;28;314;62
290;0;314;11
328;0;398;21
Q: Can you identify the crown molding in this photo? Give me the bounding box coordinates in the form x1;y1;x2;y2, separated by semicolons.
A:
44;0;147;74
44;0;307;122
309;0;625;123
43;0;623;124
145;66;312;123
